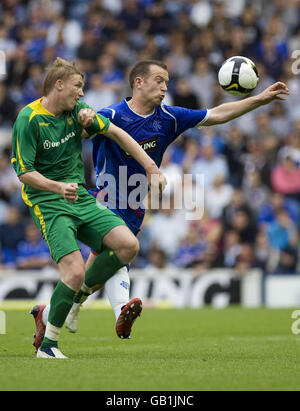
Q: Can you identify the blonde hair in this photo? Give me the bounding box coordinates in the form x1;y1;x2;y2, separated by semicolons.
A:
43;57;83;96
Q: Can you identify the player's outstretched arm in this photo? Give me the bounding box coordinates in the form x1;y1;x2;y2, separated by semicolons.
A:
203;82;289;126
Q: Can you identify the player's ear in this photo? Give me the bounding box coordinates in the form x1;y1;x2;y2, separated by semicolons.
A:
55;79;64;92
135;76;143;89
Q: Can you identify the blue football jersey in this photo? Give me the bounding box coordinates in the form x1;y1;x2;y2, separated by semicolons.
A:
92;98;209;233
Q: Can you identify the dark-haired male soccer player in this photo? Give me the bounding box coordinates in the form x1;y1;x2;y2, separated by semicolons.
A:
36;59;289;345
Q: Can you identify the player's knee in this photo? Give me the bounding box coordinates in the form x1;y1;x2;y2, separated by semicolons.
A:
118;237;139;264
65;263;85;290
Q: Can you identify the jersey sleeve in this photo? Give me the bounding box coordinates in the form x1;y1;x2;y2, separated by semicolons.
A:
76;101;110;137
11;114;39;177
91;107;115;146
163;105;210;138
85;113;110;136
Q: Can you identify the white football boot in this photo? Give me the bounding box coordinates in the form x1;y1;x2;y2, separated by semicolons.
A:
37;347;68;359
65;302;81;333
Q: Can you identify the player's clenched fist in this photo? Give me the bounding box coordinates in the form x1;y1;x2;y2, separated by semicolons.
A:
60;182;79;202
147;170;167;199
78;108;96;128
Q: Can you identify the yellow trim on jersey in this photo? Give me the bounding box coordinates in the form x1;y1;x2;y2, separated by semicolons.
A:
33;204;50;247
95;114;106;133
28;98;56;122
16;135;27;173
29;110;37;123
11;157;17;164
21;185;33;207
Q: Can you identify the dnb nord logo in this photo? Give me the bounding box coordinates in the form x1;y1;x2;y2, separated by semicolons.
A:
43;132;75;150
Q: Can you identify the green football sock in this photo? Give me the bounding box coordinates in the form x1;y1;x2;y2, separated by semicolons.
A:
41;280;76;350
84;248;124;289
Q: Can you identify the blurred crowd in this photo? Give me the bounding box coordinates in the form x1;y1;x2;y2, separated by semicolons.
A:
0;0;299;275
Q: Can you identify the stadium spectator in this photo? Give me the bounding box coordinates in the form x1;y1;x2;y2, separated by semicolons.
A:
22;64;44;105
172;78;200;110
223;126;248;187
0;206;25;268
271;156;300;200
238;6;262;57
83;73;116;112
189;57;216;110
272;245;299;275
173;222;208;270
0;26;17;60
146;244;171;270
253;228;273;273
227;26;249;59
148;195;189;259
229;209;257;244
198;126;225;155
205;174;233;219
277;130;300;168
234;243;254;275
143;1;170;36
266;208;299;251
96;53;124;95
5;45;30;94
256;34;286;80
258;191;300;229
222;189;254;232
269;101;292;140
0;150;22;204
165;32;192;77
190;140;229;188
117;0;144;32
190;0;213;29
46;14;82;59
0;82;17;127
221;230;242;269
180;137;200;173
159;149;183;198
242;170;270;214
252;111;280;159
76;29;100;74
0;195;8;225
16;222;52;270
243;138;271;187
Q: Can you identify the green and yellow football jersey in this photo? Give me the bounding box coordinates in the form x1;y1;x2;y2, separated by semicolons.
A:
11;98;110;207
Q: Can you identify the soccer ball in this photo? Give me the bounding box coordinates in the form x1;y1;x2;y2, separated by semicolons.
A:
218;56;259;96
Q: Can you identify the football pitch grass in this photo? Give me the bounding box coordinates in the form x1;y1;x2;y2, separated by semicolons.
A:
0;306;300;391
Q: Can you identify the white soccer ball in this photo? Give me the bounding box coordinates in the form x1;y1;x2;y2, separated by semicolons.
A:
218;56;259;96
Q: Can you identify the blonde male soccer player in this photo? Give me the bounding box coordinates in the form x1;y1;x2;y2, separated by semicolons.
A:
11;58;166;359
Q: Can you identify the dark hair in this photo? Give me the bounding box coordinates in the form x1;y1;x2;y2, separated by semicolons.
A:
129;60;168;89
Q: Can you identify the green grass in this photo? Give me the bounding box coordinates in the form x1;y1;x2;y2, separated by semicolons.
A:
0;307;300;391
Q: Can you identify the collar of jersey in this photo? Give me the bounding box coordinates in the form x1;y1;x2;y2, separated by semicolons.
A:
125;98;156;118
28;98;56;117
